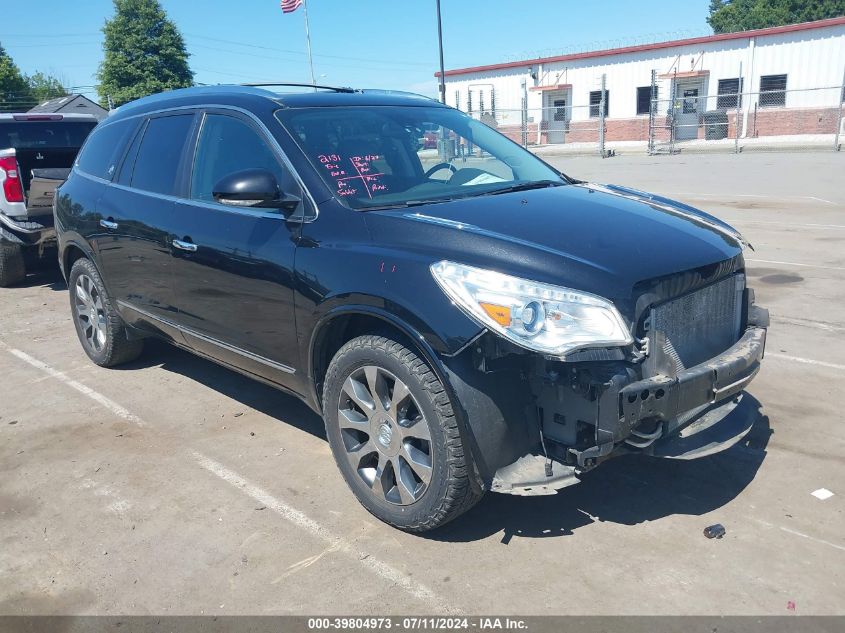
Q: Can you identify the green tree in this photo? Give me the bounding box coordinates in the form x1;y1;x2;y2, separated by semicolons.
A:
97;0;193;106
26;72;67;103
708;0;845;34
0;42;31;112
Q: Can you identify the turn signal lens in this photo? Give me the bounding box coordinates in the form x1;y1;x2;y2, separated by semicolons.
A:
480;302;511;327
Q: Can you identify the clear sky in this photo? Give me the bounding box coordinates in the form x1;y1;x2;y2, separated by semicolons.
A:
3;0;711;101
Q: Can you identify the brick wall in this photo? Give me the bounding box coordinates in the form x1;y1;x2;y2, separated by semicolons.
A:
479;105;844;146
744;106;843;137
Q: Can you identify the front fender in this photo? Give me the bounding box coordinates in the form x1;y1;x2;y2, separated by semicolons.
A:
305;300;482;402
307;303;526;488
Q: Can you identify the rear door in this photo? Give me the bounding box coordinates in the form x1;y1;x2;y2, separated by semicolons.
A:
94;112;197;336
168;110;303;385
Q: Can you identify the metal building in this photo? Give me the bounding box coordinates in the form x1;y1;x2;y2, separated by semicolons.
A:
437;17;845;146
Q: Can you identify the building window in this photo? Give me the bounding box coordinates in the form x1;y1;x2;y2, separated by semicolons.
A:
589;90;609;118
760;74;787;108
717;78;743;110
636;86;657;115
552;99;568;123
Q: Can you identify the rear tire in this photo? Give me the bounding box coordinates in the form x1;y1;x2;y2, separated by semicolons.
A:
323;334;483;532
68;257;144;367
0;243;26;287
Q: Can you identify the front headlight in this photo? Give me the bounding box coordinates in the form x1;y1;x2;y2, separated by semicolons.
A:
430;261;633;356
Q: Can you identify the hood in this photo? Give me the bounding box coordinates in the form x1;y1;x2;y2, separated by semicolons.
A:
371;182;745;307
405;184;743;278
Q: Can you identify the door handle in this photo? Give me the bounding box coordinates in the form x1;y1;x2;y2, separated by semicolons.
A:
100;219;118;230
172;239;198;252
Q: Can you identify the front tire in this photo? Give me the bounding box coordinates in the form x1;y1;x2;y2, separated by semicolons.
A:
0;243;26;287
323;334;483;532
68;258;143;367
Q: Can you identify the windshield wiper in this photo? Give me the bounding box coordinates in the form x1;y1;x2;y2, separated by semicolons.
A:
358;181;565;210
359;199;453;211
481;180;566;196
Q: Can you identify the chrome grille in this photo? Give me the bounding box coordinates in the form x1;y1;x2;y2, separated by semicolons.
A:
650;274;744;371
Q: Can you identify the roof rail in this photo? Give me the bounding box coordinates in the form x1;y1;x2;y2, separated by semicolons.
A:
241;82;357;93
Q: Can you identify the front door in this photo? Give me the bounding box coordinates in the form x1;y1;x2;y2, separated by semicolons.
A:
169;111;302;386
674;80;704;141
544;90;569;144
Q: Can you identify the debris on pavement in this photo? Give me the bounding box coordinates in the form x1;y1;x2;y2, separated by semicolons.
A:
703;524;726;539
811;488;834;500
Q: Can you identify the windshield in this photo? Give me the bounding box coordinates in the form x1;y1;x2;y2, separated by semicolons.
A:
275;105;565;209
0;121;97;150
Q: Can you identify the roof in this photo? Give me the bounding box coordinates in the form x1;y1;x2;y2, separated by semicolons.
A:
436;16;845;78
28;94;108;118
109;84;443;121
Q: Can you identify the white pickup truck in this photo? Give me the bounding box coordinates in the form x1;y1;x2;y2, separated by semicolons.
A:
0;113;98;286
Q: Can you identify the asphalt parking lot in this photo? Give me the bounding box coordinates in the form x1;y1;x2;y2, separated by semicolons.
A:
1;151;843;616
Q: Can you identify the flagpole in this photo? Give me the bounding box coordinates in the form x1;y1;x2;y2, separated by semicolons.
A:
302;0;317;89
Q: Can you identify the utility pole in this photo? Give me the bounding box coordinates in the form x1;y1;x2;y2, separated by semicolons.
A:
436;0;446;104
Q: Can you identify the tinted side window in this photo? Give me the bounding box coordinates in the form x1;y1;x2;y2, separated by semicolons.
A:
130;114;194;195
191;114;287;202
116;119;147;186
76;119;135;180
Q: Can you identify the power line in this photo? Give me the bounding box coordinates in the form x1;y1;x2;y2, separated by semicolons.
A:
190;43;428;73
3;31;430;72
0;32;98;37
2;41;98;48
184;33;431;67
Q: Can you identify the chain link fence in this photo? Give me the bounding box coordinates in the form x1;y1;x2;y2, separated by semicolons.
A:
462;69;845;155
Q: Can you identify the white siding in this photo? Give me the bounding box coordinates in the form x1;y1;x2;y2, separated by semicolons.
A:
444;23;845;121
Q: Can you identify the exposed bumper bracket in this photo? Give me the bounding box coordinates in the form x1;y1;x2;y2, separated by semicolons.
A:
619;325;767;429
491;454;580;496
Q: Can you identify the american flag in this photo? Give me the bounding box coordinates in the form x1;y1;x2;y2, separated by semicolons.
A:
280;0;302;13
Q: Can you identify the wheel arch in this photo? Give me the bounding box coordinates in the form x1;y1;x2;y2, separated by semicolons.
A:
60;236;97;281
308;305;455;414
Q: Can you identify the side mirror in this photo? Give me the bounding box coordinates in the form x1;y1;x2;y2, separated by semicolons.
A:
212;168;300;213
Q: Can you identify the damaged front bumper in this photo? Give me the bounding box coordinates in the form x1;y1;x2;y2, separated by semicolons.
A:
444;302;769;497
620;325;765;457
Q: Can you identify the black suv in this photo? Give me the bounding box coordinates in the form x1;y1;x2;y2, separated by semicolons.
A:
55;85;768;531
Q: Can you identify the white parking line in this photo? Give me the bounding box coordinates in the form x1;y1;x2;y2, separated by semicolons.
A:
192;451;457;614
746;258;845;272
771;316;845;333
754;519;845;553
730;220;845;230
768;353;845;372
665;192;838;205
0;340;145;426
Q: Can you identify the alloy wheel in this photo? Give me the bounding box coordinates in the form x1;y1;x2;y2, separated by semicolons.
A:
337;365;433;505
74;274;107;353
